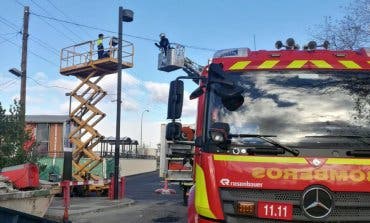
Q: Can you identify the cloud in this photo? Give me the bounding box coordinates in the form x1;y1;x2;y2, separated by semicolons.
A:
144;81;169;103
96;119;163;148
48;78;76;92
33;72;48;81
98;71;141;93
143;81;197;117
123;71;141;86
183;91;198;117
123;99;139;111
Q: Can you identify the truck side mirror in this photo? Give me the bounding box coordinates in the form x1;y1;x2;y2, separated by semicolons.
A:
221;94;244;111
166;122;182;140
216;84;244;111
189;86;205;100
167;80;184;119
208;63;245;111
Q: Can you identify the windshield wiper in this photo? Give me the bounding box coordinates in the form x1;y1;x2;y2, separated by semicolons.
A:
347;150;370;157
305;135;370;146
305;135;370;139
230;134;300;156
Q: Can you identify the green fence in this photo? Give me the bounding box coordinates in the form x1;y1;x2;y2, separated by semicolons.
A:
38;157;114;181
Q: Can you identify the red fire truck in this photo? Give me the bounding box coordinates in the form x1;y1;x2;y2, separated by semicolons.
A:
161;39;370;222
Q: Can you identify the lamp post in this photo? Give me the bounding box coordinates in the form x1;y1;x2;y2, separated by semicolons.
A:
140;109;149;150
63;92;73;181
65;92;72;116
114;6;133;200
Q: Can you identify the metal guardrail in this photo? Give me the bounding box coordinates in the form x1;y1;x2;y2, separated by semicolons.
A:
60;36;134;70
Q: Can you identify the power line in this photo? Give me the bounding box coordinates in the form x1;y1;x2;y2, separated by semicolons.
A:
30;12;217;52
0;79;19;91
30;0;84;42
31;12;116;33
45;0;93;39
0;14;21;28
27;76;71;90
0;33;19;45
0;16;21;32
0;31;20;36
0;78;18;87
0;35;58;66
29;8;77;44
30;36;59;55
14;0;26;7
0;15;58;56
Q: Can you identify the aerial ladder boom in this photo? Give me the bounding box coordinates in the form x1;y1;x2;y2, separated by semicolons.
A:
157;43;204;82
60;37;134;183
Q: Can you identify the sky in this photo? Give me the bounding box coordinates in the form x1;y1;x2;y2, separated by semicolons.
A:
0;0;351;148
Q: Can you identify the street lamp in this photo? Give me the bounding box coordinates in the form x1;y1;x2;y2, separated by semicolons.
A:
114;6;133;200
65;92;72;116
9;68;25;124
9;68;22;77
140;109;149;149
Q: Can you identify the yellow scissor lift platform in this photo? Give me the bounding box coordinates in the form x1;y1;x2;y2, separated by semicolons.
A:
60;37;133;194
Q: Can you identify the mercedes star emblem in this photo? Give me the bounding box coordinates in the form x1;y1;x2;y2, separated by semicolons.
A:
312;158;321;167
301;186;333;219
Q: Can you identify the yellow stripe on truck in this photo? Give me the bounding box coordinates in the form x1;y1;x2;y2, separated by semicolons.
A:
214;154;307;164
229;61;251;70
258;60;279;69
195;164;216;219
338;60;361;69
310;60;333;68
214;155;370;166
326;158;370;166
287;60;308;69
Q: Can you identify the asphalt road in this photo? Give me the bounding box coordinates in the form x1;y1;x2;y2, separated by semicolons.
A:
74;171;188;223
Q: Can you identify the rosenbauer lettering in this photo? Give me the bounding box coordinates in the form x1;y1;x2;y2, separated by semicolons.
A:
252;167;370;182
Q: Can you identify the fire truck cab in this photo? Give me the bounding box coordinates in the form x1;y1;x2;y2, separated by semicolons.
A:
165;40;370;222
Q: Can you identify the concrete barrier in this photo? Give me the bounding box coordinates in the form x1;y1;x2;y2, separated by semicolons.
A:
119;159;157;176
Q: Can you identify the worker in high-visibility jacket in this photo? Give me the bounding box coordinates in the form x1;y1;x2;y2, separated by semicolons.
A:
97;33;105;59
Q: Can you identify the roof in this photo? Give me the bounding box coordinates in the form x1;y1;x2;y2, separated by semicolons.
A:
25;115;70;123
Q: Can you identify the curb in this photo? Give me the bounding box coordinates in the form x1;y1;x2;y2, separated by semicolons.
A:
45;198;135;221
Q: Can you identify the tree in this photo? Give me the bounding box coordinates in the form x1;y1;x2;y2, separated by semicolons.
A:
312;0;370;50
0;101;37;169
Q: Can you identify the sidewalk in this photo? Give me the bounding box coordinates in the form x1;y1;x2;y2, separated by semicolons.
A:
45;197;134;221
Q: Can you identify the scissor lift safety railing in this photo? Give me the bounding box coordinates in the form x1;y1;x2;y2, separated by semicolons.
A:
60;37;133;182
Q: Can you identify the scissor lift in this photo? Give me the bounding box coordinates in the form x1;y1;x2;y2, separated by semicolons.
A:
60;37;133;185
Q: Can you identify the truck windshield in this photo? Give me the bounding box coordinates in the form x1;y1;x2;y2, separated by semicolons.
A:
207;71;370;150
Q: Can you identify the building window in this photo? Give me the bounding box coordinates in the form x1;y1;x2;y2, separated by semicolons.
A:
36;123;49;156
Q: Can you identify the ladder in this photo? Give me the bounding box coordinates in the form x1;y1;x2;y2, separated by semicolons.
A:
60;37;133;181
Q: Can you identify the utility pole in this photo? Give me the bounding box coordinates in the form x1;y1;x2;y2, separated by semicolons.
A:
20;6;29;126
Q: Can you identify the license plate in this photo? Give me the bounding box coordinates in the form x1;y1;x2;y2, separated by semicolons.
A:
257;201;293;220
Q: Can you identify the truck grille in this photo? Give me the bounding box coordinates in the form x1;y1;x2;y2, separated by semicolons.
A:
220;188;370;222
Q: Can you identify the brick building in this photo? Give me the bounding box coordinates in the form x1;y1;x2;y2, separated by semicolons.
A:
25;115;71;157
